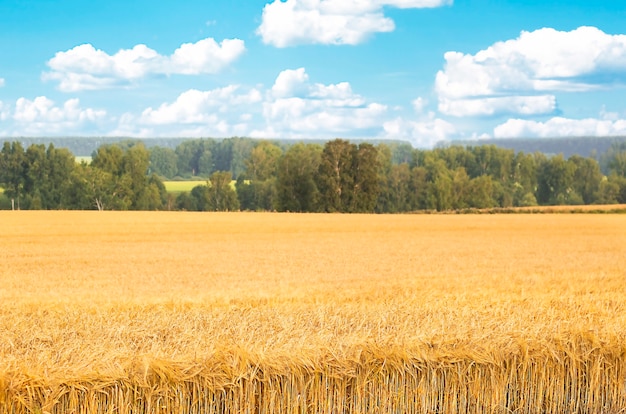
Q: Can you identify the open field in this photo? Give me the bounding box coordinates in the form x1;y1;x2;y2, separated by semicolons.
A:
162;180;208;193
1;212;625;413
75;156;92;164
163;180;239;193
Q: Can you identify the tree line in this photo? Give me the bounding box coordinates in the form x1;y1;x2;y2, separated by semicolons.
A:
1;138;626;212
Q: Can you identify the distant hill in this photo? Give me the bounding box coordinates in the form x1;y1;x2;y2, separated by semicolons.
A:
437;136;626;159
3;136;626;159
0;136;413;157
0;137;197;157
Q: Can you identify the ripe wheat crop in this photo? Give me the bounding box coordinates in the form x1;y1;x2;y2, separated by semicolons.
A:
0;211;625;413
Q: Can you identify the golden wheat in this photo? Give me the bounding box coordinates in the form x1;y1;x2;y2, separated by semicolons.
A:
0;211;625;413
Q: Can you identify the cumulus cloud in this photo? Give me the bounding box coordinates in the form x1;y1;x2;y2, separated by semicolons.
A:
412;97;428;114
257;0;452;47
127;68;438;140
438;95;557;117
57;67;409;140
494;116;626;138
9;96;106;135
382;111;456;147
255;67;387;137
44;38;246;92
108;85;264;137
436;26;626;117
0;78;5;87
0;101;10;121
140;86;262;125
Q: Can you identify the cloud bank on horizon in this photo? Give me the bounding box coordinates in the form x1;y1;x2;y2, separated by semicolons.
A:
1;0;626;146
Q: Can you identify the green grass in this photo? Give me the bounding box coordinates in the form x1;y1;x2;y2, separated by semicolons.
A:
164;180;239;193
163;180;208;193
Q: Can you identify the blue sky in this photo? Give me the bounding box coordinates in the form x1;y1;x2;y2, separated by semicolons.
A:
1;0;626;147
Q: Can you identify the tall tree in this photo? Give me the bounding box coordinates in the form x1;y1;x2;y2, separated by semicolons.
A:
0;141;26;207
316;139;355;212
378;163;411;213
350;143;379;212
238;141;282;211
91;144;124;176
42;144;75;209
276;143;321;212
246;141;282;181
230;137;256;179
425;158;453;211
602;142;626;177
467;175;495;209
570;155;602;204
206;171;239;211
150;147;178;178
536;155;576;205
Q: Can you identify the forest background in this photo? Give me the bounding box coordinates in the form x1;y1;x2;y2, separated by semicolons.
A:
1;136;626;212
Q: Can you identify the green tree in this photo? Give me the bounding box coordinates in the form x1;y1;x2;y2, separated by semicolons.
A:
601;142;626;177
197;148;214;177
175;139;215;177
68;163;124;210
375;144;393;213
569;155;603;204
511;152;538;207
35;144;75;209
150;147;178;178
237;178;277;211
349;143;379;212
90;142;164;210
451;167;470;209
316;139;355;212
0;141;26;207
24;144;48;209
467;175;495;209
246;141;282;181
206;171;239;211
425;158;453;211
175;191;198;211
595;176;621;204
276;143;321;212
91;144;124;176
536;155;576;205
377;163;411;213
212;139;233;174
408;166;428;211
238;141;282;211
230;137;256;179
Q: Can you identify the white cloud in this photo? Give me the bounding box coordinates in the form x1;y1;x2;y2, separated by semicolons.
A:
255;68;387;137
271;68;311;98
10;96;106;135
0;78;5;87
412;97;427;114
168;38;246;75
140;86;262;125
0;101;10;121
100;67;391;138
438;95;557;117
257;0;452;47
494;117;626;138
436;26;626;117
44;38;246;92
110;85;264;137
383;112;456;147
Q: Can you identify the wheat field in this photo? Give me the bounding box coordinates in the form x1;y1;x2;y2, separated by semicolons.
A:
1;211;625;413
